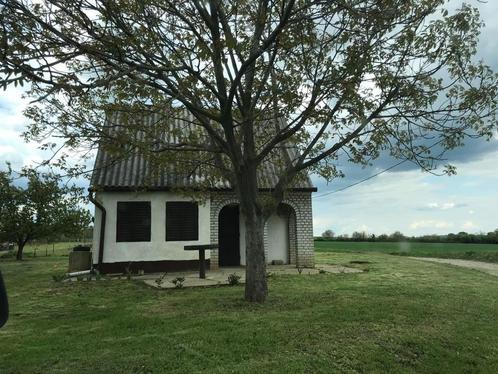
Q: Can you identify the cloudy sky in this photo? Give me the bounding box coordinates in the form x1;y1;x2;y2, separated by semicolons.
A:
1;1;497;237
312;0;498;237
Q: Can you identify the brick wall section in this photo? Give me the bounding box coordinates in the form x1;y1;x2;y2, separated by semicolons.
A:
209;191;314;269
288;210;297;265
288;192;314;268
209;192;238;270
263;222;269;261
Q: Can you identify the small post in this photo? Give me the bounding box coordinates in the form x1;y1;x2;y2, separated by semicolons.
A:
199;249;205;279
184;244;217;279
45;247;48;257
52;243;55;254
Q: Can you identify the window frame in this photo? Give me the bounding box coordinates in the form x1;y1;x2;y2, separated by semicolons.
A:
115;201;152;242
165;201;199;242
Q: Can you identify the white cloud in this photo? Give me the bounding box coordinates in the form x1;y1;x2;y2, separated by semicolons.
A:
420;202;469;211
354;224;372;233
462;221;477;230
426;202;456;210
410;220;454;230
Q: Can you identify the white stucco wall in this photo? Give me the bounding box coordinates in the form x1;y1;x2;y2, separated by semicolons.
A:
92;192;210;264
238;213;288;266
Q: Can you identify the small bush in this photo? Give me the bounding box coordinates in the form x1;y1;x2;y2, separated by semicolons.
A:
227;273;241;286
52;273;67;282
319;269;326;274
171;277;185;289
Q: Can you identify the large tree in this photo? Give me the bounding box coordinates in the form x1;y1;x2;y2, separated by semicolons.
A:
1;0;496;301
0;168;91;260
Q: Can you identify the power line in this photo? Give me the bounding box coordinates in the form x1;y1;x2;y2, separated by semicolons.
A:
312;159;408;199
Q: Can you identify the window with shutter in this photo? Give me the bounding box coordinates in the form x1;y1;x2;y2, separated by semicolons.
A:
116;201;151;242
166;202;198;241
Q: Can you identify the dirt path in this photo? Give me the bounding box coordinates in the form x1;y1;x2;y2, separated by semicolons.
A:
409;257;498;277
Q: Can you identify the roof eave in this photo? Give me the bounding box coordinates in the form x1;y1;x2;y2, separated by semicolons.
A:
88;186;317;193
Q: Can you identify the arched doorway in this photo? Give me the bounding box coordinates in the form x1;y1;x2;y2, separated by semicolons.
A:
218;205;240;266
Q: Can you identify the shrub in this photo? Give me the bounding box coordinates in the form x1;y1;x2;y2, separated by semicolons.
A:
227;273;241;286
171;277;185;289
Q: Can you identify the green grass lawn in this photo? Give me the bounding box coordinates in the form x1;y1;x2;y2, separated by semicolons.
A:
315;240;498;263
1;247;498;373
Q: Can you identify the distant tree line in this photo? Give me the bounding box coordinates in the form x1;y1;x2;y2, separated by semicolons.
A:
316;229;498;244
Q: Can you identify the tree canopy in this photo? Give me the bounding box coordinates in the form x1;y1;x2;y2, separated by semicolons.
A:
0;168;91;260
1;0;496;301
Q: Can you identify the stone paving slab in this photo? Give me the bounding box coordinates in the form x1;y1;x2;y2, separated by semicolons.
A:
141;264;362;289
409;257;498;277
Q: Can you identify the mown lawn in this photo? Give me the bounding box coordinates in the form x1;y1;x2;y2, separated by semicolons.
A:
315;240;498;263
1;248;498;373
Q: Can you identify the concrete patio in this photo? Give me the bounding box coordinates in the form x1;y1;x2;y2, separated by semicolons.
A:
138;264;362;289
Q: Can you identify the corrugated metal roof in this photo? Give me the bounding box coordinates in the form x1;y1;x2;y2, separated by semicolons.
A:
90;108;315;191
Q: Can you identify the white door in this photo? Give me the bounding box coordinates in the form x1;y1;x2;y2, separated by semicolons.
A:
267;213;288;264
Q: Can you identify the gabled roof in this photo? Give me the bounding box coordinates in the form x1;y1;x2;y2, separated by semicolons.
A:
90;108;316;192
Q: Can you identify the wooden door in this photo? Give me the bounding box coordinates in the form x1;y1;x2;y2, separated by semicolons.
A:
219;205;240;266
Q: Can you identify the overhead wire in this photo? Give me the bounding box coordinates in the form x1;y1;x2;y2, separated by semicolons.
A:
312;159;408;198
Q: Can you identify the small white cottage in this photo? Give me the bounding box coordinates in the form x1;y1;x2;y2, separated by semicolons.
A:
89;109;316;274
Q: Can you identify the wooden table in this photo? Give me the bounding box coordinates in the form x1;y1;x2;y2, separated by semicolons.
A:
184;244;218;279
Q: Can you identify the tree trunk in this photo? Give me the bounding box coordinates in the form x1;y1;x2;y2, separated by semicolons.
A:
242;203;267;302
16;242;25;261
238;165;268;302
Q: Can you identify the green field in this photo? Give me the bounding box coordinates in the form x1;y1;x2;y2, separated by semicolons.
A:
1;244;498;373
0;242;90;260
315;240;498;263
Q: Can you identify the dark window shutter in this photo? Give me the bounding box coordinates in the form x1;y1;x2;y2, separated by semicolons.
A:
166;202;198;241
116;202;151;242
